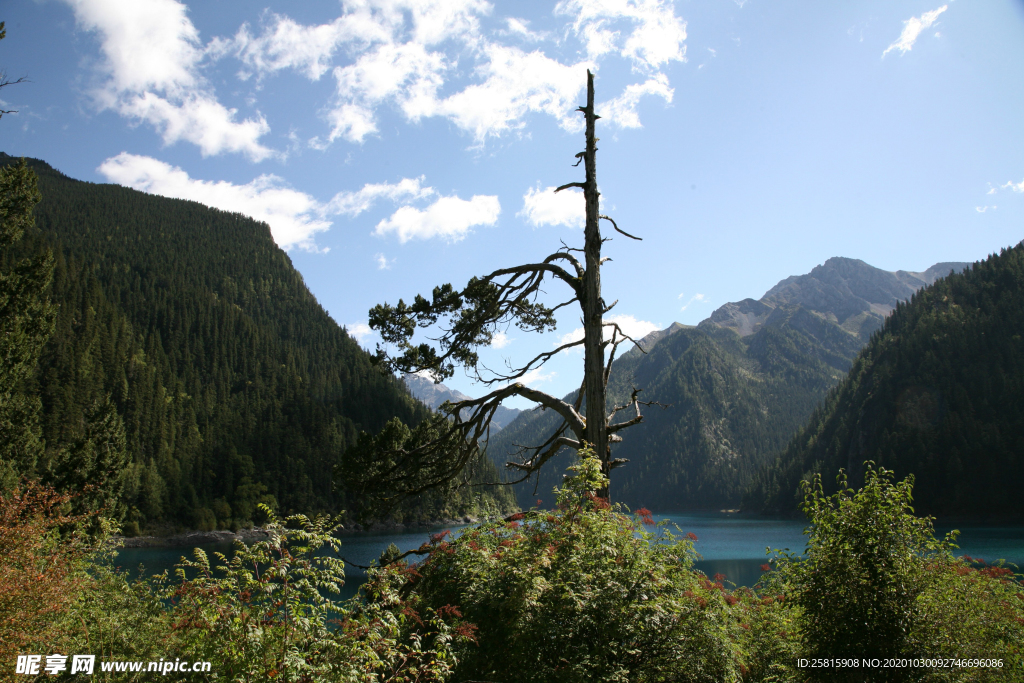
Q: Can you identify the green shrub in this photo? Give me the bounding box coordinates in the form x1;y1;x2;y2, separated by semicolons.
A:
770;464;1024;682
404;448;740;683
161;506;471;681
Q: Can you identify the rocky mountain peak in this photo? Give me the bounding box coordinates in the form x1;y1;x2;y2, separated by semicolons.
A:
702;257;969;342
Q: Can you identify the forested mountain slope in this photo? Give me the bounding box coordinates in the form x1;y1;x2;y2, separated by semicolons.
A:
0;153;511;531
748;243;1024;518
490;257;967;512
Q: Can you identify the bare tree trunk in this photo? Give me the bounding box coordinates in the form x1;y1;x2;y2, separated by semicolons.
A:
580;70;609;498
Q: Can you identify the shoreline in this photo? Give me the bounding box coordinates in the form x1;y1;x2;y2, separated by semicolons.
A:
113;515;497;549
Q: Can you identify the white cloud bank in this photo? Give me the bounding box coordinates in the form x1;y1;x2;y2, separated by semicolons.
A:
882;5;947;58
64;0;274;160
373;194;501;243
556;0;688;69
98;152;490;250
66;0;687;156
98;152;328;250
519;185;585;228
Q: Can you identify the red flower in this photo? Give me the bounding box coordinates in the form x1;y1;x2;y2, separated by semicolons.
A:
713;573;726;582
536;499;543;506
430;530;451;544
687;532;698;542
510;512;525;521
760;563;771;572
436;604;463;619
725;595;738;606
636;507;654;525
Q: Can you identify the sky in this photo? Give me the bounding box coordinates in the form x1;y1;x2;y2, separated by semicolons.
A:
2;0;1023;406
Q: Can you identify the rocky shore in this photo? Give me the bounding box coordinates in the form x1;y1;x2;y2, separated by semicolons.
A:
114;528;276;549
113;515;499;548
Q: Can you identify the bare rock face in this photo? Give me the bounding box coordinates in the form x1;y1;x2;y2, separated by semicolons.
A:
402;373;521;431
703;257;969;342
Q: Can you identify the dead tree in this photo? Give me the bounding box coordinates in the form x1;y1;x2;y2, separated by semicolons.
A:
348;70;653;511
0;23;29;120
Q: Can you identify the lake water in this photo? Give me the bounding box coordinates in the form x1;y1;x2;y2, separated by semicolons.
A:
112;512;1024;601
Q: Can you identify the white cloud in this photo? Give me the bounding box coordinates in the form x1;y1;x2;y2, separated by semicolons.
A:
98;152;461;250
326;176;435;216
326;41;449;143
347;323;375;345
882;5;948;58
491;331;511;349
504;17;546;42
519;185;585;228
555;0;688;70
680;293;706;311
70;0;688;153
428;45;592;143
597;74;672;128
215;12;389;81
1002;179;1024;193
557;314;661;347
373;194;501;243
97;152;328;250
287;0;680;147
518;367;555;387
375;253;395;269
65;0;274;160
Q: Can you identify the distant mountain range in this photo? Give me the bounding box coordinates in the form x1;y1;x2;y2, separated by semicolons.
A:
488;256;969;511
402;373;521;432
707;257;967;342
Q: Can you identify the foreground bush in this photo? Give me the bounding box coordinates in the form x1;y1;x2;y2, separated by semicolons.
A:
400;450;741;683
0;484;93;665
4;497;471;682
162;509;470;681
770;464;1024;682
5;462;1023;682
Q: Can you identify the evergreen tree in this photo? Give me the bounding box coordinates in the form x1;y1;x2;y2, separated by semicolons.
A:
0;159;54;490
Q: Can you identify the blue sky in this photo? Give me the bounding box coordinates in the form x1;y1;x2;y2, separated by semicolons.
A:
2;0;1023;405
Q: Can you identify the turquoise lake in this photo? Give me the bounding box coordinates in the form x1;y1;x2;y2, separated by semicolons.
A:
112;512;1024;602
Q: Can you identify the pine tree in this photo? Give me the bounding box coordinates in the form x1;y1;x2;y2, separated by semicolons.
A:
0;159;55;490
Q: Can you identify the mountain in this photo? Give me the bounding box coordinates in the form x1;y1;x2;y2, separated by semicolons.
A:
707;257;966;342
747;243;1024;519
0;153;512;531
402;373;521;431
488;257;968;512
